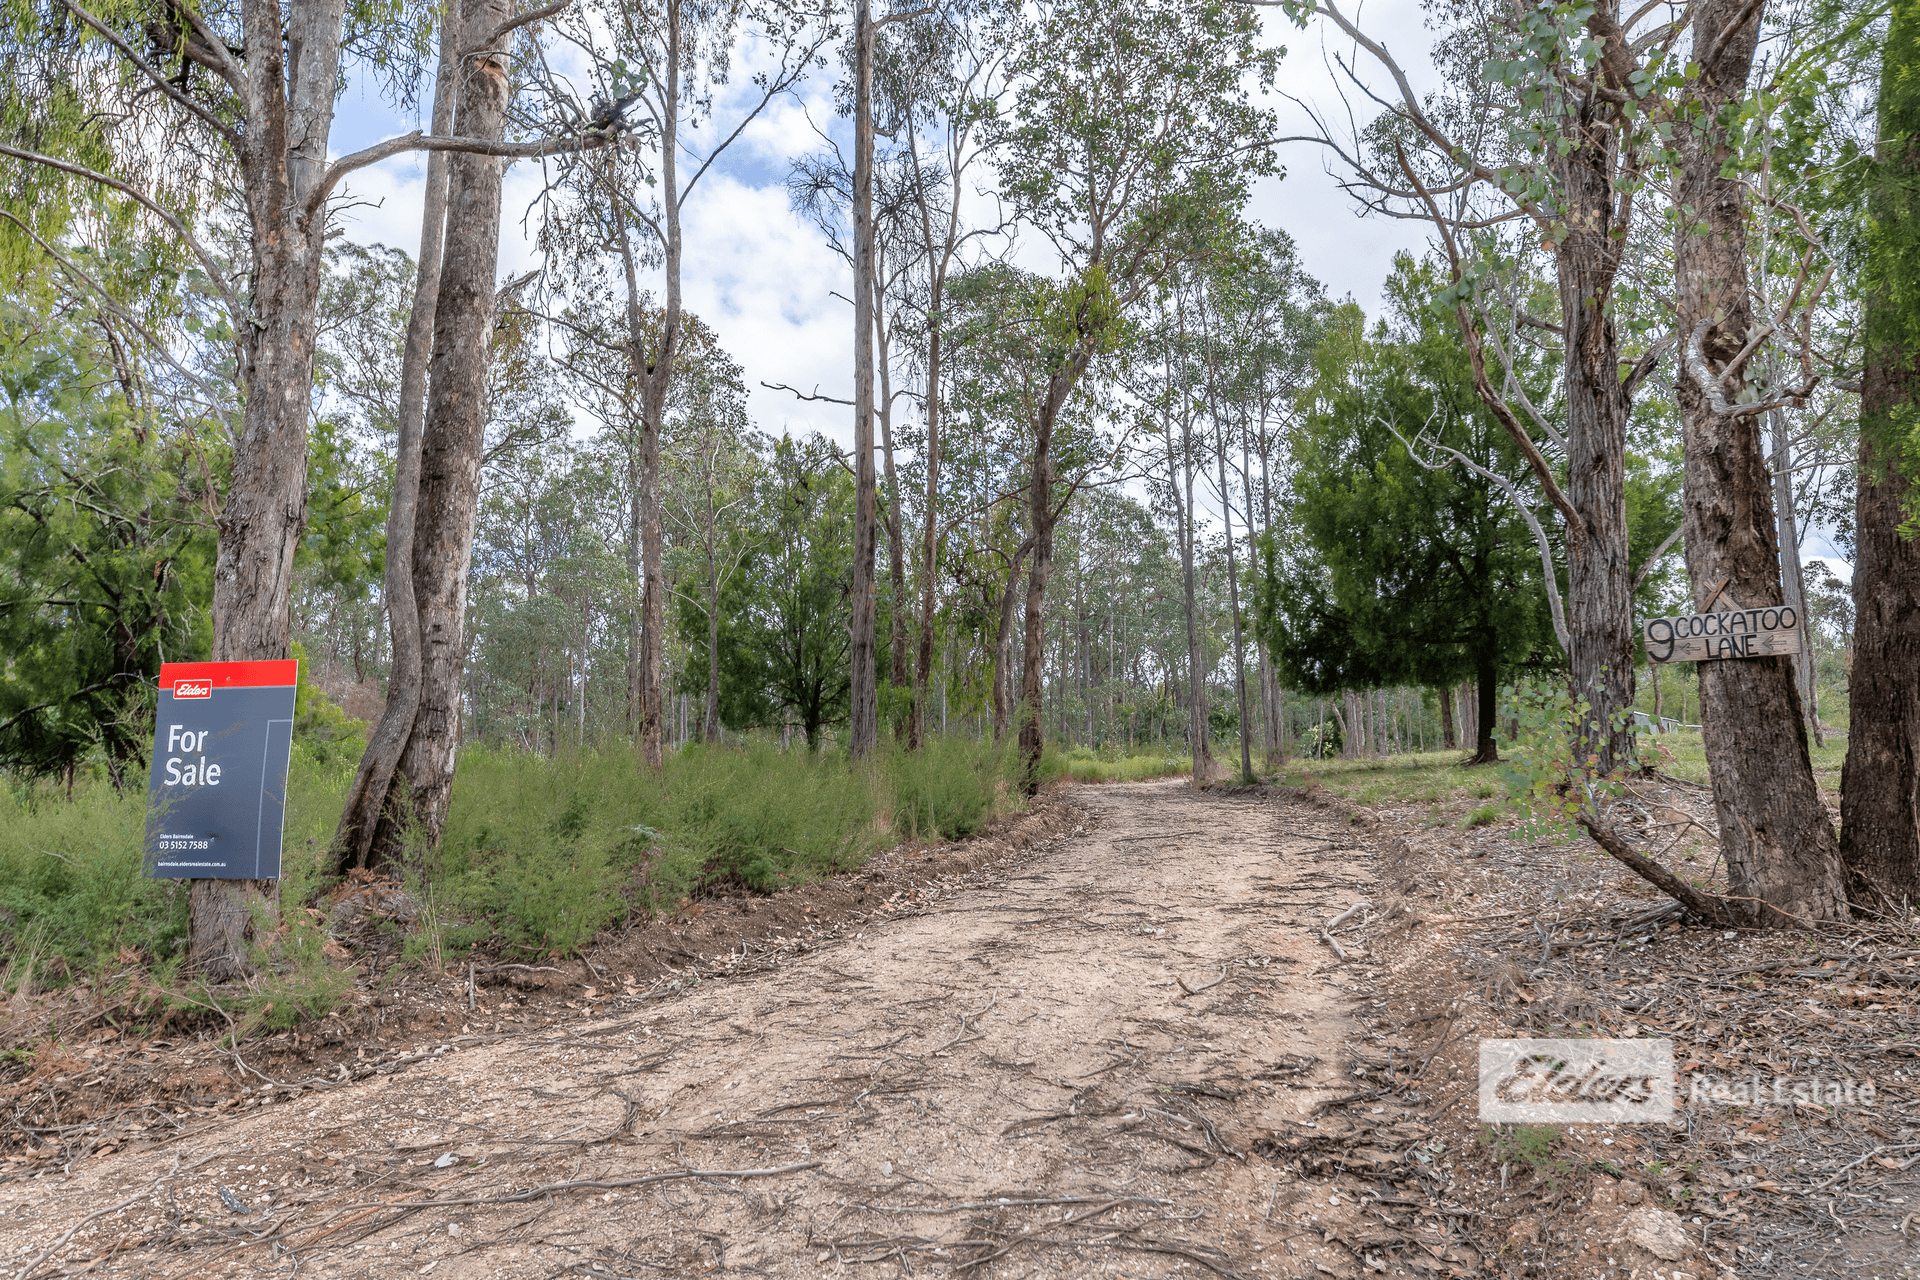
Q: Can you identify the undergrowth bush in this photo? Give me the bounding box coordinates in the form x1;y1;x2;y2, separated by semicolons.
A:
1064;753;1191;783
884;736;1016;840
2;734;1028;996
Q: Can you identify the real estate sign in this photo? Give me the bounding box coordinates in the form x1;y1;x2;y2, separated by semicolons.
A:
144;660;298;880
1644;606;1803;664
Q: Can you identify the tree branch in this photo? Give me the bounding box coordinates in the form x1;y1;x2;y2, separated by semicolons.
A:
304;129;618;224
0;144;242;324
481;0;573;48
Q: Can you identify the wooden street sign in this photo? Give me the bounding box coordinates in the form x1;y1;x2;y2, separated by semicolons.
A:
1645;606;1803;664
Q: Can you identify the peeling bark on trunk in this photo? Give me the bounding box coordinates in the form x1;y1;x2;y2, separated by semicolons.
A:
1840;0;1920;913
335;11;460;874
191;0;353;980
1551;141;1637;776
1842;422;1920;909
1675;0;1846;927
848;0;880;759
370;0;513;860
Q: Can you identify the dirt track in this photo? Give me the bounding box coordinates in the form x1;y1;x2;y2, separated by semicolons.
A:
0;780;1466;1279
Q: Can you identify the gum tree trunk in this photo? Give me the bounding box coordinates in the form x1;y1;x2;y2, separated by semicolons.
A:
369;0;513;858
1842;0;1920;910
191;0;352;980
848;0;880;758
1675;0;1846;926
335;10;460;873
1550;145;1637;774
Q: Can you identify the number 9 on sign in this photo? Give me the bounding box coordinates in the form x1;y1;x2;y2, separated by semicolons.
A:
1645;617;1674;663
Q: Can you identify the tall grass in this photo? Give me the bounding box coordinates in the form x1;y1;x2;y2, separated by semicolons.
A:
0;734;1026;987
1059;746;1192;784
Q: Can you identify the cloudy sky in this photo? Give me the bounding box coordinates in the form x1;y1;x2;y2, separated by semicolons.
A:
326;2;1439;428
321;0;1851;578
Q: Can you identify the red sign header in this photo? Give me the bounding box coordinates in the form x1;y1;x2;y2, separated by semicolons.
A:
157;660;299;695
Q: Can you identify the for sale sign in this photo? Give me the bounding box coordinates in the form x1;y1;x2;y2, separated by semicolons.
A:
144;660;298;880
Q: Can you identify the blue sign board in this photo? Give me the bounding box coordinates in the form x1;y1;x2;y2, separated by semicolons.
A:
144;660;298;880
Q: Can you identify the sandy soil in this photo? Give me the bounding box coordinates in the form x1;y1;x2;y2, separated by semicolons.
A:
0;780;1459;1279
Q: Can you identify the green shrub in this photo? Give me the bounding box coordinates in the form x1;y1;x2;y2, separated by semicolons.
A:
0;778;188;986
885;736;1015;840
1065;753;1190;783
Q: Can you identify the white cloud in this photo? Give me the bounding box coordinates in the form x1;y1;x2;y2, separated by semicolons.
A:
323;2;1450;456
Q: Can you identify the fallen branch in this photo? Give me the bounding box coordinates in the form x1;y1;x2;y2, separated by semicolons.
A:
1326;902;1371;931
1577;816;1736;927
1174;966;1229;997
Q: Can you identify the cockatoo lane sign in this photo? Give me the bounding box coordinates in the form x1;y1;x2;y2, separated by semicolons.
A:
144;660;297;880
1644;606;1803;663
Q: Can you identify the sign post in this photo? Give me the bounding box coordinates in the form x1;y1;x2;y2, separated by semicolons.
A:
144;661;298;880
1644;606;1804;665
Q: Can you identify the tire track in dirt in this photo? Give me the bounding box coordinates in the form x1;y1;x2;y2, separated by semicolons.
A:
1;781;1453;1279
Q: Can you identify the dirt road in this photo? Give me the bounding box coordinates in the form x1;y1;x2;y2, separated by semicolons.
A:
1;781;1464;1279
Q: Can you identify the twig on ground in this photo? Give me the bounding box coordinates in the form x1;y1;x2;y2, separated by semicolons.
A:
1175;967;1229;997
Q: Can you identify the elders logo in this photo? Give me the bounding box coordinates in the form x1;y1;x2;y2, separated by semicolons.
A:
172;678;213;700
1479;1038;1673;1124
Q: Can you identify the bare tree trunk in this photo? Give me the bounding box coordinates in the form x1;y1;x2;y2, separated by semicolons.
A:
1552;200;1637;774
1470;650;1497;764
1842;5;1920;907
910;300;943;752
336;9;460;873
1675;0;1846;927
1175;421;1209;784
1439;686;1456;751
1842;414;1920;910
632;4;684;772
192;0;352;980
990;543;1027;742
370;0;513;859
1769;405;1822;745
878;336;910;709
626;440;642;742
848;0;880;759
1217;428;1252;782
1019;371;1082;790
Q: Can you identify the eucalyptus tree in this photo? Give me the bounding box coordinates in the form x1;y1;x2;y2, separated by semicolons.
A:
872;2;1009;749
538;0;828;774
1670;0;1847;924
993;0;1281;788
1280;0;1696;776
1846;0;1920;909
3;0;625;973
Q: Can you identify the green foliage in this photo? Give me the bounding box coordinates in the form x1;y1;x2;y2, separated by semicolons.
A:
290;641;368;765
708;435;854;748
1481;1123;1567;1179
0;296;214;786
432;738;1019;956
884;735;1017;838
1256;256;1558;707
0;778;187;987
1063;752;1190;783
1865;0;1920;526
